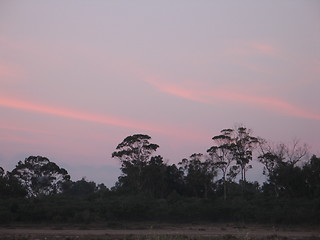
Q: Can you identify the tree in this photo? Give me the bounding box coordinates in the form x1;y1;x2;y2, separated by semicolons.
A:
0;166;6;196
0;167;4;177
64;178;97;198
267;162;306;198
10;156;70;197
258;139;309;198
112;134;159;193
303;155;320;198
207;128;238;200
179;153;217;198
141;155;167;198
232;126;259;185
0;166;27;198
163;163;185;197
258;139;308;168
208;126;259;195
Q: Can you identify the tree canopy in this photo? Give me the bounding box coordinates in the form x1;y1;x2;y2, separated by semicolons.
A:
112;134;159;164
112;134;159;193
1;126;320;224
10;156;70;197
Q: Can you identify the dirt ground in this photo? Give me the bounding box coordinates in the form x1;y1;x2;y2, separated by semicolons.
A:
0;223;319;239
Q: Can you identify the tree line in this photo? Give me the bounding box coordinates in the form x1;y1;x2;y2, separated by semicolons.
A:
1;126;320;224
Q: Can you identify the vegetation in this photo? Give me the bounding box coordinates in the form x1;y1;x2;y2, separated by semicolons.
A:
1;126;320;225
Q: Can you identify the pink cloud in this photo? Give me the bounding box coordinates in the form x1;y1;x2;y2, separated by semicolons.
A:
146;79;320;121
145;78;207;103
0;95;205;140
251;42;278;57
0;95;157;131
225;41;278;58
222;41;281;74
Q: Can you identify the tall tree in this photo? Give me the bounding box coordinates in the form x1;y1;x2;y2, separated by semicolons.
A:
10;156;70;197
112;134;159;193
208;126;259;193
207;128;238;200
232;126;259;185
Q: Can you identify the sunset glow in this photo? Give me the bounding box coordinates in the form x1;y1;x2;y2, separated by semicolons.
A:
146;79;320;121
0;95;206;141
0;96;142;129
1;1;319;186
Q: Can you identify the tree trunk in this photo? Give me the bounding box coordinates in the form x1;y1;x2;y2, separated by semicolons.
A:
204;183;208;199
223;175;227;201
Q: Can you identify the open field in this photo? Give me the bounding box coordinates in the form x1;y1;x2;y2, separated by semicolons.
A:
0;223;319;240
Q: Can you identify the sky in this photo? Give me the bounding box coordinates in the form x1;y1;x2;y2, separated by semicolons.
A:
0;1;319;187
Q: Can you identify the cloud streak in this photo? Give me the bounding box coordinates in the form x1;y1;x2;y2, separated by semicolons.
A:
0;95;205;140
251;42;278;57
146;79;320;121
0;95;158;131
225;41;279;58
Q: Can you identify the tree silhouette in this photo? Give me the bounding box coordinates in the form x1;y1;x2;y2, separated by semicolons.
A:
11;156;70;197
112;134;159;193
208;126;259;194
232;126;259;187
303;155;320;198
141;155;167;198
64;177;97;197
0;166;4;177
207;129;237;200
179;153;217;198
258;140;309;197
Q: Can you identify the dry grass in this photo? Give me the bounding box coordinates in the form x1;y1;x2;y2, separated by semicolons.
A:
0;223;319;240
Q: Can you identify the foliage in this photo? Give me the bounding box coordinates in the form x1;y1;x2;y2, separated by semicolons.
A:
179;153;217;198
303;155;320;198
207;129;238;200
0;166;27;198
112;134;159;164
232;126;259;183
10;156;70;197
1;127;320;225
258;140;310;198
207;127;259;198
63;178;98;198
112;134;159;192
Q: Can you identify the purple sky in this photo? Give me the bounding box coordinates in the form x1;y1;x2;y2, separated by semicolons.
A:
1;1;319;186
